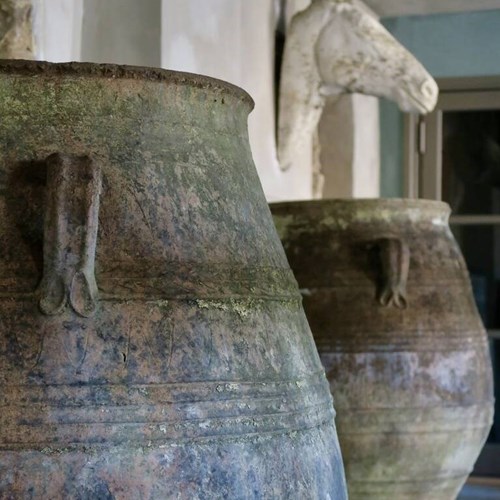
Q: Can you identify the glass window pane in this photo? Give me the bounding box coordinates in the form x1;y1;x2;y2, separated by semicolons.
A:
451;225;500;329
443;111;500;215
452;224;500;445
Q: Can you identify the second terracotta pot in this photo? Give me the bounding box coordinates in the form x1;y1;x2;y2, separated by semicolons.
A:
271;199;494;500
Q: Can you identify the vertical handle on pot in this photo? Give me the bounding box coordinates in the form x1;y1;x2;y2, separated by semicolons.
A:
376;238;410;309
38;153;102;317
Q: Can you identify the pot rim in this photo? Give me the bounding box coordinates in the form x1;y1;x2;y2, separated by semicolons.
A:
0;59;254;109
270;198;451;224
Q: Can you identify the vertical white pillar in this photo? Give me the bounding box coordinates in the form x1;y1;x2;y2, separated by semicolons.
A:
319;94;380;198
351;95;380;198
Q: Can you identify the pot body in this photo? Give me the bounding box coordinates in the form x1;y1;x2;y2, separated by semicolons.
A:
0;61;347;499
272;199;494;500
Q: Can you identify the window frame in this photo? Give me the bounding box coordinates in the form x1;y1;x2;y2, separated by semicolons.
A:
404;76;500;202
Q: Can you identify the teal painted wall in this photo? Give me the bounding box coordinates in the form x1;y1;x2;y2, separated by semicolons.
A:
380;9;500;196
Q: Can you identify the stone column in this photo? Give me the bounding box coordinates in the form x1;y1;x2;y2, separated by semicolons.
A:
319;94;380;198
0;0;34;59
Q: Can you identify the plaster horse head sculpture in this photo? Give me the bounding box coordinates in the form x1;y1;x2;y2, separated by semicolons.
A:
278;0;438;172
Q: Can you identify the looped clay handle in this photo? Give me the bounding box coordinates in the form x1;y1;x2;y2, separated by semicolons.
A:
376;237;410;309
38;153;102;317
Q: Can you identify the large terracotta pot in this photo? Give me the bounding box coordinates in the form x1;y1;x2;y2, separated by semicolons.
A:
271;199;494;500
0;61;347;499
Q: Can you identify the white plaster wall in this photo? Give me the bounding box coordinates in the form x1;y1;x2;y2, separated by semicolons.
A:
162;0;312;201
32;0;162;67
81;0;161;66
32;0;83;61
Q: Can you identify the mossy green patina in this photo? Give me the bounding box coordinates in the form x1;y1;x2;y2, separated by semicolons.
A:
0;61;347;499
271;199;494;500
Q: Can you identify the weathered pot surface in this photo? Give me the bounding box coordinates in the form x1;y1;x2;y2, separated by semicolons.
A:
0;60;347;499
271;198;494;500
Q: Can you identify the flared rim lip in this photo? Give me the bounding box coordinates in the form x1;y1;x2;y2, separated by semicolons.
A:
0;59;255;109
271;198;450;211
270;198;451;220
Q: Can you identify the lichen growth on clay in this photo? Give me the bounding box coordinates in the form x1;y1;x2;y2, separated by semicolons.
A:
195;298;261;318
195;297;300;318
